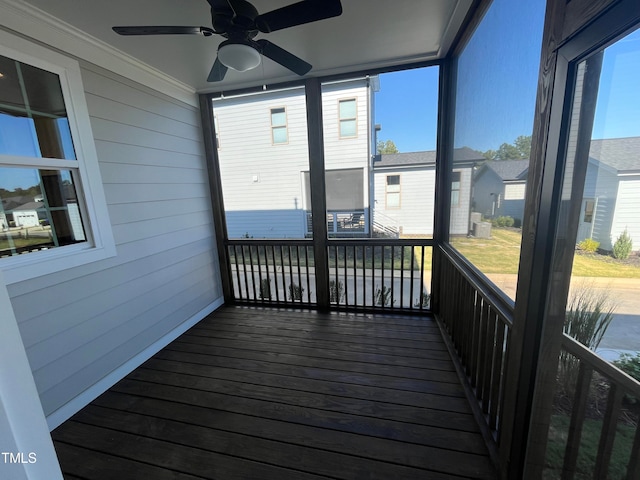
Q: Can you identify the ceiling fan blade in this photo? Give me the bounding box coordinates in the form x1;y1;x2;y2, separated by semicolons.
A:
207;57;228;82
255;39;311;76
255;0;342;33
113;26;215;36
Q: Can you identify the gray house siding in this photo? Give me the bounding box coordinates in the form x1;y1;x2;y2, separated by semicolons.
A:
6;63;222;418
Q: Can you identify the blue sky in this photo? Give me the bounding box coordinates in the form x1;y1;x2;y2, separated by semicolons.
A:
592;28;640;140
374;1;640;155
374;67;439;153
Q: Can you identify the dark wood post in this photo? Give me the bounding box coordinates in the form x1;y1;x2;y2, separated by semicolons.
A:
305;78;330;311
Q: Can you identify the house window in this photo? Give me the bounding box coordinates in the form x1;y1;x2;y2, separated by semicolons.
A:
339;98;357;138
214;114;220;149
583;199;595;223
386;175;400;208
0;31;115;283
270;107;288;144
451;171;461;206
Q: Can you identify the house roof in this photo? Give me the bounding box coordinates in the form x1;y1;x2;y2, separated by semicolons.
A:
480;159;530;181
374;147;484;169
12;202;44;211
589;137;640;173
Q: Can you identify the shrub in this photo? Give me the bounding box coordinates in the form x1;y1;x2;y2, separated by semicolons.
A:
491;215;514;228
259;278;271;300
374;285;395;307
329;280;344;303
577;238;600;253
613;352;640;382
612;228;633;260
613;352;640;404
414;290;431;309
288;282;304;301
559;283;616;397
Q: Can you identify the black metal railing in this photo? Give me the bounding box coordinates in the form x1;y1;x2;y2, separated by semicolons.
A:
226;238;433;311
228;240;315;306
437;246;513;461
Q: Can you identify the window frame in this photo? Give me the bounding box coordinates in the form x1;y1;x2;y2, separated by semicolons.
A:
385;174;401;209
450;171;461;207
270;106;289;145
0;30;115;284
338;98;358;138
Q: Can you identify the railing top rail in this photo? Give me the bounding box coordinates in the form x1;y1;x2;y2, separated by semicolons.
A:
227;238;313;246
562;334;640;397
329;238;434;247
440;244;514;326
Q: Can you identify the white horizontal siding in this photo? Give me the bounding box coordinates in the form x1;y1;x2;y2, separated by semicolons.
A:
611;177;640;251
374;168;436;235
322;81;370;171
7;64;221;419
215;89;309;238
213;82;371;238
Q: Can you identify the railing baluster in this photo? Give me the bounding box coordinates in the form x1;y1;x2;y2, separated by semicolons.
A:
288;245;294;302
419;245;426;310
562;361;593;480
390;246;395;308
279;245;286;303
272;245;279;303
362;245;366;307
400;246;405;309
409;246;415;311
305;245;311;304
248;244;257;301
257;245;265;301
353;245;358;306
482;308;497;414
232;245;241;300
626;421;640;480
593;383;624;479
296;246;303;304
371;245;376;307
241;245;249;301
489;317;506;430
343;245;349;307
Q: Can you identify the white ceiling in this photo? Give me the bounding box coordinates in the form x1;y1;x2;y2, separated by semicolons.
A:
21;0;473;93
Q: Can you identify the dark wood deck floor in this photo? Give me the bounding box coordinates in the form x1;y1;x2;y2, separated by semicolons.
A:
51;306;497;479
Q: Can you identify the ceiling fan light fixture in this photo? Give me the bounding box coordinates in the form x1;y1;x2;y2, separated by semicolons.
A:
217;40;261;72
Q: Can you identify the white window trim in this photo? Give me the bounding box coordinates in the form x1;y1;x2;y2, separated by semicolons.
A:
386;174;401;209
338;98;358;139
270;106;289;145
0;30;116;285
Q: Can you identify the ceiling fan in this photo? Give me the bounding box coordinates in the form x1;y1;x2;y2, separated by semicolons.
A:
112;0;343;82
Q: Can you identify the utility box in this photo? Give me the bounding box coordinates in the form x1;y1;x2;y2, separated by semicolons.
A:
469;212;482;232
473;221;492;239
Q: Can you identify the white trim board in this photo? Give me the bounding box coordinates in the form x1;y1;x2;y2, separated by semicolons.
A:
0;0;198;107
0;270;63;480
45;297;225;430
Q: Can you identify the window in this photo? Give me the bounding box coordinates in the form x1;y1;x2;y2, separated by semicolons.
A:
338;98;357;138
0;30;114;283
214;114;220;149
386;175;400;208
270;107;288;144
451;171;461;206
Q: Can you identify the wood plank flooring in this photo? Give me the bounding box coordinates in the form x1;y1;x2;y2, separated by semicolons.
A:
51;306;497;479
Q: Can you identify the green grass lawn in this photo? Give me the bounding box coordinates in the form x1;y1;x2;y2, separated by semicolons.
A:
450;228;640;278
544;414;635;479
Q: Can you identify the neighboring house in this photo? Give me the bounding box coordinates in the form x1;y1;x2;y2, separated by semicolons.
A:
213;77;378;238
577;137;640;251
373;147;484;236
11;201;42;227
473;159;529;222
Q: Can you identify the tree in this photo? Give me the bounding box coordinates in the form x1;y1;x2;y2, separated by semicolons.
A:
483;135;532;161
376;139;399;154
